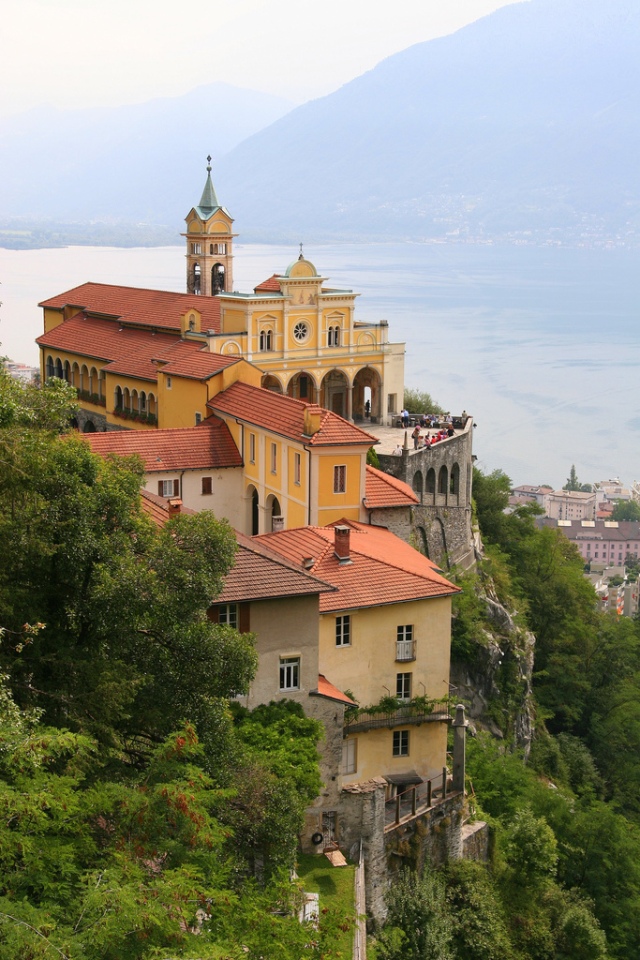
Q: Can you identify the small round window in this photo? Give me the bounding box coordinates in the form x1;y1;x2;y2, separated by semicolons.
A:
293;321;310;343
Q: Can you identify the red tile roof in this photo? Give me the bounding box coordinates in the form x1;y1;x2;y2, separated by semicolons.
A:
216;531;334;603
256;520;458;613
364;465;419;509
253;275;283;294
313;675;357;706
37;314;181;365
140;489;196;525
39;282;221;333
209;382;377;447
160;352;239;380
84;417;243;470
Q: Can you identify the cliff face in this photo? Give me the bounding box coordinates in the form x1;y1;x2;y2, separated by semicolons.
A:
450;552;535;752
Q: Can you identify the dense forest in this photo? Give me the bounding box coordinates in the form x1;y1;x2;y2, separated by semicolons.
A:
2;370;640;958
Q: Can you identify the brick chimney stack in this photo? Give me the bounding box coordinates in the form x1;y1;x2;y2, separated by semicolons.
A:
334;525;352;564
168;498;182;516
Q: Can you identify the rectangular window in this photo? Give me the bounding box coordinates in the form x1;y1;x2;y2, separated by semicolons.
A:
336;615;351;647
158;479;179;498
249;433;256;464
218;603;238;629
393;730;409;757
279;656;300;691
195;412;202;425
334;464;346;494
166;376;172;389
299;375;309;399
294;452;301;485
271;442;277;474
342;738;357;775
202;476;212;495
396;672;412;701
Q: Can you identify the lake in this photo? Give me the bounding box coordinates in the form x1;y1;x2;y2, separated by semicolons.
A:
1;241;638;489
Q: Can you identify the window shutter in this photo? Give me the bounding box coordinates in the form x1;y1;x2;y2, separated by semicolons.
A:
207;606;220;623
158;481;163;496
173;479;180;497
238;603;250;633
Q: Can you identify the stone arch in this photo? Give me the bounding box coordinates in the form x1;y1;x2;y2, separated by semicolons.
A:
80;364;88;391
55;358;63;379
148;393;156;417
261;374;283;394
425;468;436;504
63;360;71;382
221;340;241;355
265;494;282;532
71;362;80;387
450;463;460;503
192;262;201;294
89;366;98;394
246;485;260;536
131;389;139;413
430;517;449;569
139;390;147;413
114;385;123;409
357;332;375;350
438;465;448;496
46;355;54;379
287;370;317;403
320;368;349;418
416;526;429;557
82;420;97;433
353;366;381;422
412;470;423;503
123;387;131;411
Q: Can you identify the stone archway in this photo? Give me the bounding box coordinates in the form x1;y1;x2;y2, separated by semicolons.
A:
320;369;349;418
353;366;381;422
261;374;283;394
246;485;259;536
287;371;317;403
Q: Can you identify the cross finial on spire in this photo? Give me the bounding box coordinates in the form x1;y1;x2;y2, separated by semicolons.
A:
206;155;212;172
298;242;304;260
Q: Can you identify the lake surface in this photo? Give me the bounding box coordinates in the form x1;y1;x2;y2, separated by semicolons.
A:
1;241;639;488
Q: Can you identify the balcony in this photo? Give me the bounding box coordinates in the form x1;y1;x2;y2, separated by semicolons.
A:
344;700;450;735
396;638;415;662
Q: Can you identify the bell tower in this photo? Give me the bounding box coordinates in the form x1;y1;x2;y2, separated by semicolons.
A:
183;157;236;296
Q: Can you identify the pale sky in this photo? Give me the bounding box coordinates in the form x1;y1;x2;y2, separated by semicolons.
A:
1;0;523;117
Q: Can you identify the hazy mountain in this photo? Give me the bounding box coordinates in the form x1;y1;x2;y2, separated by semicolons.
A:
0;83;293;233
213;0;640;245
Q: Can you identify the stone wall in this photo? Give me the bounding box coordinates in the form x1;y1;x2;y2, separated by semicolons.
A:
377;422;475;570
300;696;349;854
461;820;490;862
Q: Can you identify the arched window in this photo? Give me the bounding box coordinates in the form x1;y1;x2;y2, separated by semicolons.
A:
140;391;147;413
114;385;123;410
131;390;139;413
89;367;98;394
193;263;201;294
426;468;436;495
412;471;423;502
55;358;63;379
123;387;131;411
328;325;340;347
212;263;225;294
64;360;71;382
259;329;272;351
46;356;54;379
450;463;460;497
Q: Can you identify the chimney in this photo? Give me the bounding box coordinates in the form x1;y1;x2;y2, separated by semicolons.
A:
272;515;285;532
303;406;322;437
334;525;352;564
167;498;182;516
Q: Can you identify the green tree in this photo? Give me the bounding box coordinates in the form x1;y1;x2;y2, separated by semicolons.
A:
376;869;453;960
610;499;640;521
403;388;444;415
563;464;592;492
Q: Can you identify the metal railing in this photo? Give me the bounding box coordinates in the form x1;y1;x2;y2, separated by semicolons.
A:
344;702;450;735
385;768;452;828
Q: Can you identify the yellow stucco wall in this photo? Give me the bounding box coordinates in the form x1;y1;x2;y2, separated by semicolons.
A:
342;722;448;786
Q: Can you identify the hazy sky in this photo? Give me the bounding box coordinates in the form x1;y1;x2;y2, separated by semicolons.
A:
2;0;522;117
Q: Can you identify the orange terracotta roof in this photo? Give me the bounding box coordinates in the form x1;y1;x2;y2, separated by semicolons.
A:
37;314;182;365
313;675;357;706
253;275;283;294
364;465;419;509
39;282;221;333
216;531;334;604
160;352;239;380
84;417;243;470
140;489;196;525
255;520;458;613
209;382;377;447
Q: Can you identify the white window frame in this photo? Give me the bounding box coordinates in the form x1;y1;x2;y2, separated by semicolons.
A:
294;452;301;485
342;738;357;775
393;730;409;757
396;672;412;701
279;656;300;691
270;442;277;474
336;614;351;647
218;603;238;629
334;464;346;494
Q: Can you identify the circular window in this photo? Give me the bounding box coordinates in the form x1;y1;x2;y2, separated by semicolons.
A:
293;321;310;343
